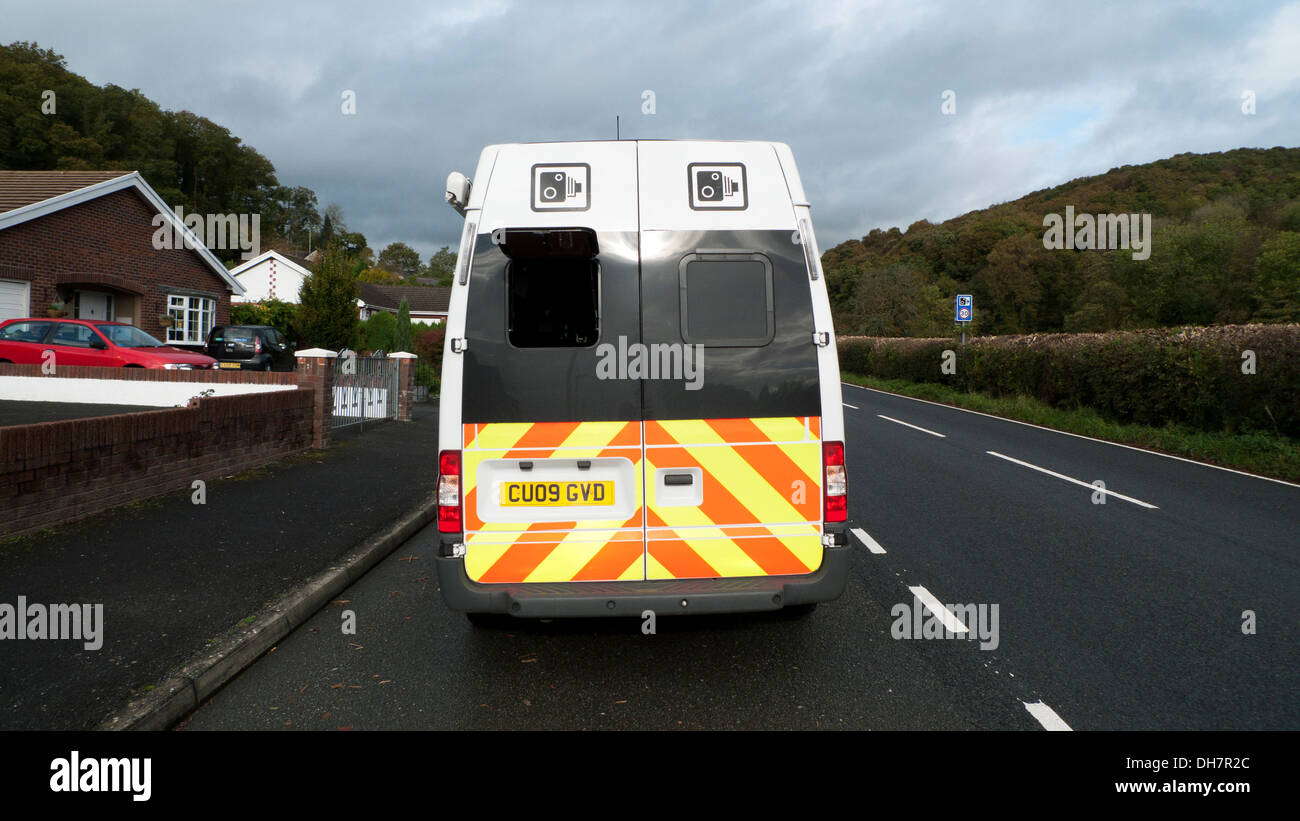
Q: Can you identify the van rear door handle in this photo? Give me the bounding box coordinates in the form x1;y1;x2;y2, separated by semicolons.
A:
664;473;694;486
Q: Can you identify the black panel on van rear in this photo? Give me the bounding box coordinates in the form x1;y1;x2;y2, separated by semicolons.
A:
461;231;642;424
640;229;820;420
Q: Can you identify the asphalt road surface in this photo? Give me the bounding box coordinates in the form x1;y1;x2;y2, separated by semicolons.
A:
183;385;1298;730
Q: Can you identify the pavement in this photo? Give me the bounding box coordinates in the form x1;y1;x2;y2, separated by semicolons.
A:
0;400;167;427
0;403;438;730
181;385;1299;731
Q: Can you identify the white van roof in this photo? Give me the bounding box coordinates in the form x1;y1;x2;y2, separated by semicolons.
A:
468;140;810;234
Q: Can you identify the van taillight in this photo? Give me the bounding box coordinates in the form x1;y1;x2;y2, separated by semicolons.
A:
823;441;847;523
254;335;262;354
438;450;462;532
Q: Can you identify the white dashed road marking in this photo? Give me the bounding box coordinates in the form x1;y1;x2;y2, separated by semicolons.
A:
851;528;886;553
878;414;946;438
1022;700;1073;731
986;451;1158;509
906;585;968;635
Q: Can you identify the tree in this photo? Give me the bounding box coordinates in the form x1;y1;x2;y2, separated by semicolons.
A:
356;266;402;284
425;246;457;286
377;242;421;277
360;311;396;353
296;242;359;350
1253;231;1300;321
394;299;413;353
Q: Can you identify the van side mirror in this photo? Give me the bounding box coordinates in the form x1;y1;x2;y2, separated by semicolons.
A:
445;172;471;216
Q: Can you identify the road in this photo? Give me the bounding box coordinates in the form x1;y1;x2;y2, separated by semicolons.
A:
182;385;1299;730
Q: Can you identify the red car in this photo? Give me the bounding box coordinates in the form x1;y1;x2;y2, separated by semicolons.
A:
0;318;218;369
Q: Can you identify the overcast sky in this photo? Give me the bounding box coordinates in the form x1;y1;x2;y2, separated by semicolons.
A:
5;0;1299;259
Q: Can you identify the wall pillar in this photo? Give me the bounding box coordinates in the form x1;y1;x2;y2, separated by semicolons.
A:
388;352;417;422
294;348;337;448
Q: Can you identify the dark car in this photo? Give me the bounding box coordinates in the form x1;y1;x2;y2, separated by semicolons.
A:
0;318;217;369
204;325;296;371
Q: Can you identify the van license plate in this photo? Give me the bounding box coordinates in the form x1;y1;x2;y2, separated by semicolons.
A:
500;481;615;506
219;361;241;369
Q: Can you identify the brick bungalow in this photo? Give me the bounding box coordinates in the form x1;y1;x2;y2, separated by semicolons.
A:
0;170;244;348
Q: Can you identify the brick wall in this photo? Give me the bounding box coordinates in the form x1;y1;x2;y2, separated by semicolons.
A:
0;362;296;386
0;187;234;335
0;388;314;541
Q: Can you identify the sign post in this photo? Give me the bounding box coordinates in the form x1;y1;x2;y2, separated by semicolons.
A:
954;294;973;344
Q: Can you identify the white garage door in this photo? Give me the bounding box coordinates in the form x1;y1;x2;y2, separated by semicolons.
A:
0;279;30;322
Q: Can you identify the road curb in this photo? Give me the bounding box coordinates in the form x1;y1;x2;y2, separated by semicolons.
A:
97;492;438;731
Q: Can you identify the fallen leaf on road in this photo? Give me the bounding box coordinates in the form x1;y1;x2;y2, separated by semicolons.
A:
331;683;344;689
397;555;420;563
379;680;392;685
521;659;537;663
331;600;350;607
523;699;532;707
348;642;363;650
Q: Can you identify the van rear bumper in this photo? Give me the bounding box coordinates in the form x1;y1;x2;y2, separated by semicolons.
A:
435;533;851;618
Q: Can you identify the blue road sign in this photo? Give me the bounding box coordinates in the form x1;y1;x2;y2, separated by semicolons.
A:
955;294;973;322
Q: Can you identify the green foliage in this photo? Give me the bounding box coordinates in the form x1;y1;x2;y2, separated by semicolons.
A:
296;243;359;350
823;147;1300;336
838;324;1300;437
425;246;457;286
377;242;421;277
356;266;402;284
394;299;413;353
360;311;396;353
229;298;299;341
1253;231;1300;321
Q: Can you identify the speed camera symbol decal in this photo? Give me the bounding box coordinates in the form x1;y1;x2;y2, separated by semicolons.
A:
688;163;747;210
531;164;591;211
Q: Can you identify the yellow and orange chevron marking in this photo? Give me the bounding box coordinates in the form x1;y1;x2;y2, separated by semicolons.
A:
461;416;823;583
645;418;823;580
462;421;645;583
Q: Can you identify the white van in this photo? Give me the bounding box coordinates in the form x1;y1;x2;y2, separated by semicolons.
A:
435;140;849;619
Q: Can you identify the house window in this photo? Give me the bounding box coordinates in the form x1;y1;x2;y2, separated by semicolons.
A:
167;294;214;344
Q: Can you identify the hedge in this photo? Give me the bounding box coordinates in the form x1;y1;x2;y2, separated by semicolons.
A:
838;324;1300;437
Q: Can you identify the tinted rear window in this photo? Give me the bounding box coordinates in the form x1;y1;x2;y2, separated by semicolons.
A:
679;254;774;346
508;259;600;348
0;321;52;342
215;328;256;343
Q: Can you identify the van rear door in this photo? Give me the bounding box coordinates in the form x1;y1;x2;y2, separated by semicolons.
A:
635;142;825;580
459;142;648;584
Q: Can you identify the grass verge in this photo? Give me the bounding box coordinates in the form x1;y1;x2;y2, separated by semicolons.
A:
842;373;1300;484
